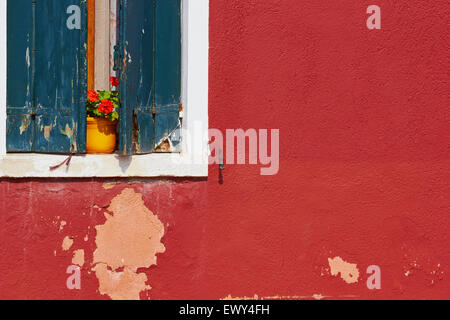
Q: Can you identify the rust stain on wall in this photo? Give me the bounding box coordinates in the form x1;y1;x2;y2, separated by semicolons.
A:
92;188;166;300
328;256;360;284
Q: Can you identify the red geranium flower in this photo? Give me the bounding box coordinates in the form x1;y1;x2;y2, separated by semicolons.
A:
110;77;119;87
98;99;114;115
87;90;99;102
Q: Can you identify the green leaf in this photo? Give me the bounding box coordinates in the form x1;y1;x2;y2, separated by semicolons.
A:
98;91;111;100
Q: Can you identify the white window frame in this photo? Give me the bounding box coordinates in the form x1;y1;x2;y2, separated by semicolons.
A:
0;0;209;178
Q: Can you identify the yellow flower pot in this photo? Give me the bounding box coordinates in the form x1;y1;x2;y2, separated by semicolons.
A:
86;117;118;154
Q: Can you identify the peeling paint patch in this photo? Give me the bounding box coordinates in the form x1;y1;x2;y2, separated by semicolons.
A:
60;121;77;152
61;123;75;139
155;139;172;153
223;294;331;300
20;117;31;135
93;264;150;300
92;188;166;300
25;47;30;68
62;236;74;251
328;257;360;284
72;249;85;267
59;220;67;232
102;183;116;190
44;125;53;141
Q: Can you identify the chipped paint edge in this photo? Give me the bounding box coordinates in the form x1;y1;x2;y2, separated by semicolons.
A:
0;0;209;178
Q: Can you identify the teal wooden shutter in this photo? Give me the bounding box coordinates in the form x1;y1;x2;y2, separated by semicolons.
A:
118;0;181;155
7;0;87;153
118;0;155;155
154;0;182;152
6;0;34;152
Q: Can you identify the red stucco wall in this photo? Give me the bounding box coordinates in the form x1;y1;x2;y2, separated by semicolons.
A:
1;0;449;299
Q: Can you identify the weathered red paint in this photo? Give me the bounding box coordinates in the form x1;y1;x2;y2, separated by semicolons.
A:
0;0;449;299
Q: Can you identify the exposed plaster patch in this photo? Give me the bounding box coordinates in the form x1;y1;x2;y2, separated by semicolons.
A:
59;220;67;232
92;188;165;300
62;236;74;251
93;263;150;300
328;257;360;284
223;294;331;300
102;182;116;190
72;249;85;267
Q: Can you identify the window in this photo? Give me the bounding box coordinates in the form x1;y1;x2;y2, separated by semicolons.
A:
0;0;209;177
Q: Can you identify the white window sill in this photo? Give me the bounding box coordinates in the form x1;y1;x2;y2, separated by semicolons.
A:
0;153;208;178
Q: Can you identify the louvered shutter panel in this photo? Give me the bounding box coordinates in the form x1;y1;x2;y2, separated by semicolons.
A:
154;0;182;152
118;0;181;155
6;0;34;152
118;0;155;155
7;0;87;153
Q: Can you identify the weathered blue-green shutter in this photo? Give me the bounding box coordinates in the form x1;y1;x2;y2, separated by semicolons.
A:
7;0;87;154
119;0;181;155
33;0;87;153
6;0;34;152
154;0;182;152
119;0;155;155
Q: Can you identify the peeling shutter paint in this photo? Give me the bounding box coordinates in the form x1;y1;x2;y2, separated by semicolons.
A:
6;0;34;152
7;0;87;154
154;0;182;153
118;0;155;155
118;0;181;155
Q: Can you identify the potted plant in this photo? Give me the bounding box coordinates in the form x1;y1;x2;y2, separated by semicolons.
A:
86;77;120;154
